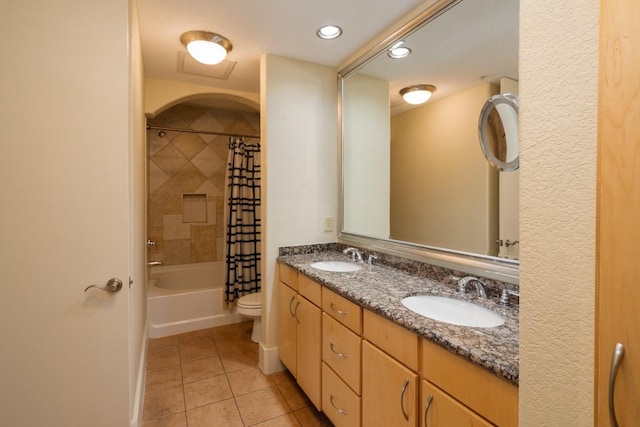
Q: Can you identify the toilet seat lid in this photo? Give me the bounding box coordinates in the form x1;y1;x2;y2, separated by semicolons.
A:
238;292;261;307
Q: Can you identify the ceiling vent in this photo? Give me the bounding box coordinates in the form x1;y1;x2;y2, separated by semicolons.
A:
176;51;236;80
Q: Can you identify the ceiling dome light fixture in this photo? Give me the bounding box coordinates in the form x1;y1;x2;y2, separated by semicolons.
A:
388;41;412;59
180;31;232;65
400;84;437;105
316;25;343;40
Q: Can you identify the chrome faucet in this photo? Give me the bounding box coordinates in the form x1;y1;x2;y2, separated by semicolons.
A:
343;247;364;263
499;288;520;305
457;276;487;299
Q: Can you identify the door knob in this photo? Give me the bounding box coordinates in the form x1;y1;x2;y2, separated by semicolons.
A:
84;278;123;293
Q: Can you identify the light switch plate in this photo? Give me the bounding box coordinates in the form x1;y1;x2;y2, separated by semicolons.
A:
323;216;334;232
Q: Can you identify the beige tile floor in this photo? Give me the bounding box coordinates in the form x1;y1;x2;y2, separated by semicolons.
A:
143;321;333;427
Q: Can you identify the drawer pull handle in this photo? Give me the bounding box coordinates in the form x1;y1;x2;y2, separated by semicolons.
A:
288;296;296;317
424;393;433;426
400;378;410;421
609;342;625;427
329;395;349;415
330;342;349;358
330;302;348;316
293;301;301;324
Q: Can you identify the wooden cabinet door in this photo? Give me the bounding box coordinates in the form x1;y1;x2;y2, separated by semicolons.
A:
278;281;297;376
362;341;418;427
297;295;322;410
596;0;640;424
421;380;492;427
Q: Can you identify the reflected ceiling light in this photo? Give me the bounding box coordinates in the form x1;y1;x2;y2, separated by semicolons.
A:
388;41;412;59
400;85;436;105
180;31;232;65
316;25;342;40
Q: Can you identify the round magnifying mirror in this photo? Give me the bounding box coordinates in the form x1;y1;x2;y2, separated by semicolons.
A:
478;93;520;171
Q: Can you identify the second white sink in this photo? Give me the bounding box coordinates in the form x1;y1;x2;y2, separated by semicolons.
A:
401;295;505;328
310;261;363;272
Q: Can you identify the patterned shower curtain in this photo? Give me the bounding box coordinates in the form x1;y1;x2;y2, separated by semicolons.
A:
225;137;261;303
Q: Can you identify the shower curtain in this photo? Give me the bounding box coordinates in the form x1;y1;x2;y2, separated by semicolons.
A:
224;137;261;303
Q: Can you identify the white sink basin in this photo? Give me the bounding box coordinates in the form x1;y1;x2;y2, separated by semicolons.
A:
310;261;363;272
401;295;505;328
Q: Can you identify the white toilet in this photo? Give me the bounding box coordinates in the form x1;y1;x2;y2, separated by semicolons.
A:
237;292;262;343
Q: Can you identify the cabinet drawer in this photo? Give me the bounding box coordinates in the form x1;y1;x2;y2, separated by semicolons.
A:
323;313;362;394
298;274;322;307
422;339;518;426
421;380;493;427
363;309;419;371
322;287;362;334
278;263;298;291
322;362;361;427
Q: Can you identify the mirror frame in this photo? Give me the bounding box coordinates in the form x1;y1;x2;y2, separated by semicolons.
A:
478;93;520;172
337;0;519;284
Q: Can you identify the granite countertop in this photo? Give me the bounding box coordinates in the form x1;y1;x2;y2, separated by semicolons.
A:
278;251;519;386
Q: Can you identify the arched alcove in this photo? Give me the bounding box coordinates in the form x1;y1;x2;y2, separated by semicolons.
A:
146;87;260;268
145;78;260;118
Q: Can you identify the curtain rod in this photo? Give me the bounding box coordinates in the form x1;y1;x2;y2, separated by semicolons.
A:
146;124;261;140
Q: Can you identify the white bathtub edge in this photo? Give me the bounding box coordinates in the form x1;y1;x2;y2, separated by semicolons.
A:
149;312;247;339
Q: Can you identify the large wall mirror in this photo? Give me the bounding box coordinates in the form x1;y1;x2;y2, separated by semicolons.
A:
338;0;519;282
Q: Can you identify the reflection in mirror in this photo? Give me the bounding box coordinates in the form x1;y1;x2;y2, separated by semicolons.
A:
478;93;520;171
339;0;520;277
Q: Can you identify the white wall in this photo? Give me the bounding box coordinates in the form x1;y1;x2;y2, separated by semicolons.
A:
343;73;390;238
519;0;598;425
260;54;337;373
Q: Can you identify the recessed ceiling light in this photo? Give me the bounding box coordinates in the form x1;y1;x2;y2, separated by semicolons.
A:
388;41;412;59
400;85;437;105
317;25;342;40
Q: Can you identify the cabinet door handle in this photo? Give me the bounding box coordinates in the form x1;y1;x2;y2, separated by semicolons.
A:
293;301;301;324
400;378;410;421
330;302;348;316
329;395;349;415
330;342;349;358
288;295;296;317
609;342;625;427
423;393;433;426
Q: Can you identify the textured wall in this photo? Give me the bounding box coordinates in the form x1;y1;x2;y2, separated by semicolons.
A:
519;0;598;425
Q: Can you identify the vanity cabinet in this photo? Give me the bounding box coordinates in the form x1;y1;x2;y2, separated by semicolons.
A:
278;262;518;426
421;338;518;426
421;380;492;427
278;280;298;375
362;310;419;427
321;287;363;426
278;264;322;409
362;341;418;427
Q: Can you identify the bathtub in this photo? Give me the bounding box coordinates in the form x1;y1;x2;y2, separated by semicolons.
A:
147;262;245;338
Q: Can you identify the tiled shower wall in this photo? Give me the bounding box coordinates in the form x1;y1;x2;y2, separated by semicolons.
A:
147;103;260;266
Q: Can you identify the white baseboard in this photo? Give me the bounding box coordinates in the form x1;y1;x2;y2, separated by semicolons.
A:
130;320;148;427
258;342;285;375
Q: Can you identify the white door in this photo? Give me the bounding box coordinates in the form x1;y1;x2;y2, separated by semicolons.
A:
0;0;133;426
